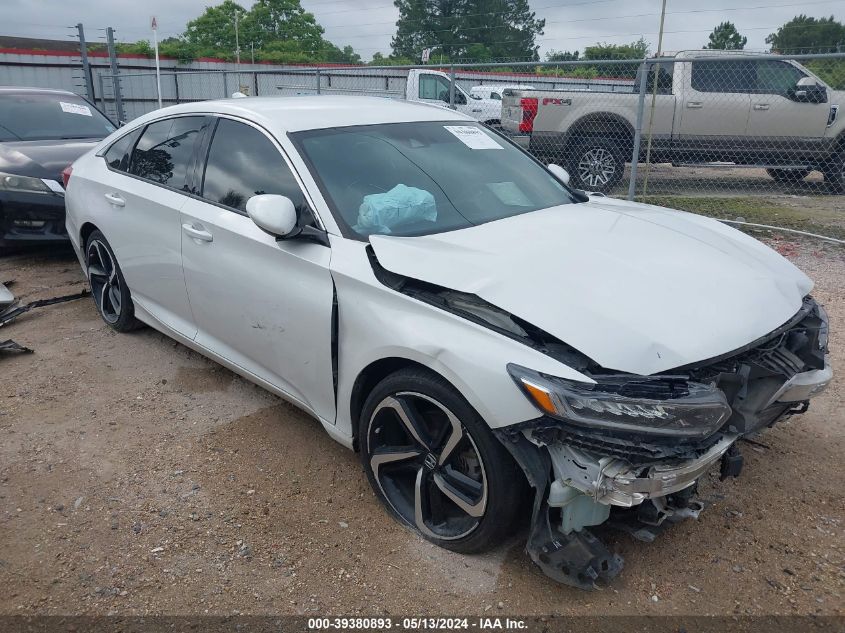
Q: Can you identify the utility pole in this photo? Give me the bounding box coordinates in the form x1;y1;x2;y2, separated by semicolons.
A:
105;27;125;123
640;0;667;199
234;11;241;65
74;23;95;100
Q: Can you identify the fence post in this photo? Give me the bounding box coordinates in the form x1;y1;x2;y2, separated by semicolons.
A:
448;65;455;108
174;72;180;105
627;60;649;201
253;71;258;96
223;72;229;98
316;68;322;95
105;27;125;123
97;73;106;111
75;23;95;100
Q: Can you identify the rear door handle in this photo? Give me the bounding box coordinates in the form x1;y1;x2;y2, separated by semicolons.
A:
686;102;703;109
104;192;125;207
754;103;770;110
182;223;213;243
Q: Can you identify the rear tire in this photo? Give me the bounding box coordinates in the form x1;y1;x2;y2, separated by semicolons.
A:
566;138;625;193
359;367;525;554
766;168;811;183
85;230;143;332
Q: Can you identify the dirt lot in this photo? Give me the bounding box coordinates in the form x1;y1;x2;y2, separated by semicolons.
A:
0;235;843;617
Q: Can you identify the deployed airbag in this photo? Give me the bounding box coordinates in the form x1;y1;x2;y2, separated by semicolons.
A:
355;184;437;234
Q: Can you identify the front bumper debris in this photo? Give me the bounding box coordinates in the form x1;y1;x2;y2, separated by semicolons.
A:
496;296;831;590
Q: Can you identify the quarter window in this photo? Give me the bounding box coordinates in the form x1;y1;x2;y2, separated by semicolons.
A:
130;116;205;189
201;118;307;216
103;128;142;172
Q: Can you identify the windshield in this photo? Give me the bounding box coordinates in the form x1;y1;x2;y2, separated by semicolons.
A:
0;93;116;141
294;121;577;238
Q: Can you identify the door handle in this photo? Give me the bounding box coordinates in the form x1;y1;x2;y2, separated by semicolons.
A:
104;192;125;207
686;102;703;109
754;103;770;110
182;223;213;243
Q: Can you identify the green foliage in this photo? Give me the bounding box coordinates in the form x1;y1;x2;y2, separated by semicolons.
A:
391;0;544;62
766;15;845;53
806;59;845;89
116;40;154;56
580;39;649;78
369;52;415;66
535;64;597;79
184;0;248;53
545;49;579;62
705;21;747;50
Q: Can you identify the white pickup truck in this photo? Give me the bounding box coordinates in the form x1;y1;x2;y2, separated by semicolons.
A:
501;50;844;192
405;69;503;124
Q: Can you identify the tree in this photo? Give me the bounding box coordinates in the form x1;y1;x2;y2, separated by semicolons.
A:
766;15;845;52
184;0;249;55
583;39;649;78
705;21;747;50
246;0;325;52
391;0;544;62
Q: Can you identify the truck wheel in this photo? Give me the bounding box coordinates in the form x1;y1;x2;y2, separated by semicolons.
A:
567;139;625;193
766;168;811;184
822;153;845;193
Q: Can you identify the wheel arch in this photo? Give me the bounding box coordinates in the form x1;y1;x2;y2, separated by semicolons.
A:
80;221;100;250
565;112;635;151
349;356;439;451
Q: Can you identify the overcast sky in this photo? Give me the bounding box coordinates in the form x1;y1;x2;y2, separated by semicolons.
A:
4;0;844;60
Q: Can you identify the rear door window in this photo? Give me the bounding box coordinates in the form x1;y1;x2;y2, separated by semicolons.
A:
691;60;755;93
200;118;308;216
130;116;206;189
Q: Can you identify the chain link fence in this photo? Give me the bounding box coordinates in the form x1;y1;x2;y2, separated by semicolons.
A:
99;52;845;240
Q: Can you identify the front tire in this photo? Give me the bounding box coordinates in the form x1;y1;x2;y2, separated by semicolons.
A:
566;138;625;193
359;367;525;554
85;230;143;332
823;152;845;193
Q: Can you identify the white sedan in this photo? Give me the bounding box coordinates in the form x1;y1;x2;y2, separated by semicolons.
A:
64;96;831;589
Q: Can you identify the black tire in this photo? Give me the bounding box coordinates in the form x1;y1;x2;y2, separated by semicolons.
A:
359;367;525;554
566;137;625;193
766;168;811;183
822;152;845;193
85;230;143;332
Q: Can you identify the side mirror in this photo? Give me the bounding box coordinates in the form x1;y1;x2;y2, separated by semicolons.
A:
246;194;298;238
791;77;827;103
547;163;570;186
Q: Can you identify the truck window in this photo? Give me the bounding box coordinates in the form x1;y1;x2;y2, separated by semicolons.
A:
690;60;755;93
646;62;674;95
419;74;451;101
754;60;805;95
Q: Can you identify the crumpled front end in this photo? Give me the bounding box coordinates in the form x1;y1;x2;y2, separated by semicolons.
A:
496;297;831;589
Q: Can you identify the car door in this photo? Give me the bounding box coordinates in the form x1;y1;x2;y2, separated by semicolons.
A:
678;60;752;157
179;116;335;421
746;60;830;150
92;115;208;338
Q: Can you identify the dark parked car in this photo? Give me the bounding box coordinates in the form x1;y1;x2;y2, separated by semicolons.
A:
0;87;116;250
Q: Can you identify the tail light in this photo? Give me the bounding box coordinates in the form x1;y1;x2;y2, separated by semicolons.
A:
519;98;538;133
61;165;73;189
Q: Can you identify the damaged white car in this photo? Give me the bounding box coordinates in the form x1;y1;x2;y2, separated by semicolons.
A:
64;97;831;589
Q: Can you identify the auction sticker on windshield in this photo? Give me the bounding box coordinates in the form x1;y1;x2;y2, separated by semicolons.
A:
444;125;502;150
59;101;93;116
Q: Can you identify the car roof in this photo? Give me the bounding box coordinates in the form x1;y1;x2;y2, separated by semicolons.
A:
125;95;475;134
0;86;79;97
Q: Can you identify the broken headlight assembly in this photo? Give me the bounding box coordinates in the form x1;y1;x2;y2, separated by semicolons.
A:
507;364;732;438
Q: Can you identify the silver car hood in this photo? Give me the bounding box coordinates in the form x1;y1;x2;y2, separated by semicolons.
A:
369;197;813;375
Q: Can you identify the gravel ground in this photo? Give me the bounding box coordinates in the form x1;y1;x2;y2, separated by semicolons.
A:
0;236;842;617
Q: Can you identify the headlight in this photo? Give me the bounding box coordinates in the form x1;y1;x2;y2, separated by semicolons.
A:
508;364;731;438
0;172;53;195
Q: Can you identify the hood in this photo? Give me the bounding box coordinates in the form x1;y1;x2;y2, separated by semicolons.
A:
0;139;100;182
370;197;812;376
